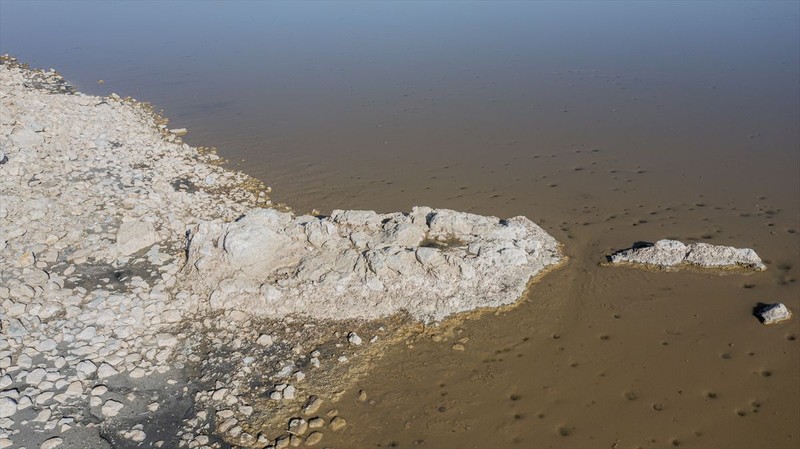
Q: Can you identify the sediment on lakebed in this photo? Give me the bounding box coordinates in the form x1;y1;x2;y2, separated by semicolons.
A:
0;56;565;448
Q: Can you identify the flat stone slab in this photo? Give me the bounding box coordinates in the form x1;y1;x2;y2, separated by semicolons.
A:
182;207;564;322
607;239;765;271
754;303;792;325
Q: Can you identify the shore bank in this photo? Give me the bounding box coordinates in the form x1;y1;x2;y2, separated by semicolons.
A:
0;57;570;448
0;57;385;448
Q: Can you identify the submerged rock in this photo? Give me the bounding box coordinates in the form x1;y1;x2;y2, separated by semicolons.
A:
754;303;792;325
182;207;563;322
607;239;765;271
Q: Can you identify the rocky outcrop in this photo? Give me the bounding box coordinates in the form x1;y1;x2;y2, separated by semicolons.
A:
182;207;564;322
607;239;766;271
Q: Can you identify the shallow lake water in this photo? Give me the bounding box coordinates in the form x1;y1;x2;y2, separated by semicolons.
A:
2;1;798;448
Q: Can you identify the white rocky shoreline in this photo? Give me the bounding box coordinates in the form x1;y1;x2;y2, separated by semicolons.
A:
0;57;789;449
0;57;568;449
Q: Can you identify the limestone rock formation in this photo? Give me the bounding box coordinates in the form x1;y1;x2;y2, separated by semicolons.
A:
182;207;563;322
607;239;765;271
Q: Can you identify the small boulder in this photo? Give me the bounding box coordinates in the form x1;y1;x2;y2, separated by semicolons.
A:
754;303;792;325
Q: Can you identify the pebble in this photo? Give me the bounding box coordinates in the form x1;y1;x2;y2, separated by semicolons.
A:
76;360;97;377
303;395;323;415
283;385;296;400
36;338;58;352
97;363;119;378
256;334;274;346
288;417;308;435
347;332;362;346
275;436;290;449
101;399;124;417
305;431;323;446
122;429;146;442
40;437;63;449
330;416;347;431
0;398;17;418
308;417;325;429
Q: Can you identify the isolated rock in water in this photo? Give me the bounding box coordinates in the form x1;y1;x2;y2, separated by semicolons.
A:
116;220;159;256
607;239;765;271
754;303;792;325
182;206;563;322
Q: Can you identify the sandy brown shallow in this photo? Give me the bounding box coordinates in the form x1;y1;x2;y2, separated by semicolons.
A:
322;255;798;449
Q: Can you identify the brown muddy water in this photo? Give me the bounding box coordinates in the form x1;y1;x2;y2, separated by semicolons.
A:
2;1;798;448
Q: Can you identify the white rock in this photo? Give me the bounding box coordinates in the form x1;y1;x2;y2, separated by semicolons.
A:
101;399;124;417
65;381;84;396
116;221;158;256
756;303;792;325
76;327;97;341
97;363;119;379
347;332;362;346
33;408;51;422
0;398;17;418
36;338;58;352
161;309;181;323
26;368;47;385
256;334;274;346
608;239;766;271
122;429;146;442
283;385;296;400
10;127;44;149
40;437;63;449
76;360;97;377
156;333;178;348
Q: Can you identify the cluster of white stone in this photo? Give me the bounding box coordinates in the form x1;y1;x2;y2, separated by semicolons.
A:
0;59;263;448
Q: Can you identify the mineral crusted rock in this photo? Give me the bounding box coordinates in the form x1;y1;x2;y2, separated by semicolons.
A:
182;207;563;322
607;239;765;271
755;303;792;325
